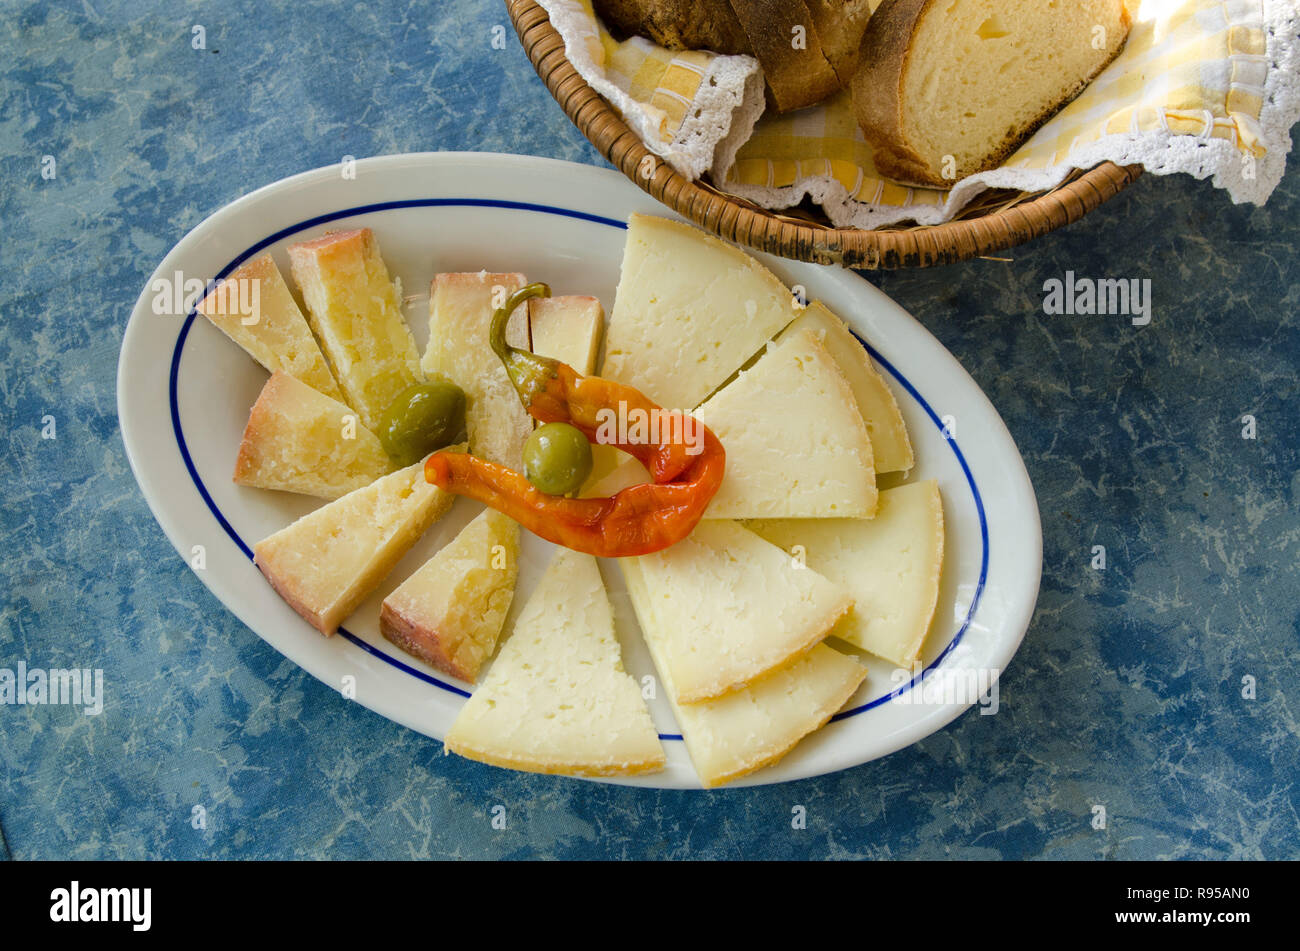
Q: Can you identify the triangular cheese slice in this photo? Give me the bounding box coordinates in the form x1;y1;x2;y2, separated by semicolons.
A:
777;301;914;473
622;558;866;788
253;454;458;635
694;328;878;519
287;229;422;431
423;272;532;469
601;215;801;411
234;371;392;499
446;549;665;777
197;253;344;403
628;520;852;703
528;295;604;376
380;508;520;683
749;480;945;666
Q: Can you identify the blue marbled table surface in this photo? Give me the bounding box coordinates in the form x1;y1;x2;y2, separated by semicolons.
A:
1;1;1297;860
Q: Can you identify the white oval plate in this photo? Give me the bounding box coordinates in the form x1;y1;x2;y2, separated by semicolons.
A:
118;152;1041;789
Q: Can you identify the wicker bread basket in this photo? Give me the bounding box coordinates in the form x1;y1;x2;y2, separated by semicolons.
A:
506;0;1144;269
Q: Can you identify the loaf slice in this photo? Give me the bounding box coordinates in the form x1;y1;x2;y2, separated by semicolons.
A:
253;453;458;636
287;229;422;431
380;508;520;683
852;0;1131;186
446;549;666;777
197;253;344;403
727;0;840;113
233;371;392;499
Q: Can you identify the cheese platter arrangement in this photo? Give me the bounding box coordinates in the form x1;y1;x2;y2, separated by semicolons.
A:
119;152;1041;788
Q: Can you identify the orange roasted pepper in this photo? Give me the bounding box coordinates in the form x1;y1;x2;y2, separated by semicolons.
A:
424;283;725;557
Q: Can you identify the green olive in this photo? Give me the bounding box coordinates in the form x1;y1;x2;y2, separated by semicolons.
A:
378;380;467;467
523;422;593;496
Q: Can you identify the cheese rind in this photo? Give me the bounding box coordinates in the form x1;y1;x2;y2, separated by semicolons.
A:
628;520;853;703
197;253;344;402
748;480;945;666
622;558;866;788
602;214;801;410
380;508;520;682
423;272;532;469
528;295;604;376
253;453;458;636
694;328;879;519
287;229;422;431
446;549;665;777
777;301;914;473
233;371;392;499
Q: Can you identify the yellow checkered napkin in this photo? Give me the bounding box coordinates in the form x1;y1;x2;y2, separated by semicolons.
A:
537;0;1300;228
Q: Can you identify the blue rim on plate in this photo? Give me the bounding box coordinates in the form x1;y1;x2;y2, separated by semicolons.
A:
169;198;989;741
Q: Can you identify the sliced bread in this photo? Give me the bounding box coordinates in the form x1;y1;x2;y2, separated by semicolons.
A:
852;0;1131;186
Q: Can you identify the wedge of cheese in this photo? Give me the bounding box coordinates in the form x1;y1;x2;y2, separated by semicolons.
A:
446;549;665;777
287;228;422;431
749;480;945;666
380;509;519;682
622;558;866;787
777;301;914;474
528;295;604;376
423;272;531;469
233;371;392;499
253;453;459;635
693;328;878;520
627;520;852;703
602;215;801;410
197;253;344;402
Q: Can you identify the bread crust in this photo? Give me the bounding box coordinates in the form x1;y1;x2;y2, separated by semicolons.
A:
729;0;841;112
806;0;876;86
594;0;867;113
853;0;1132;187
851;0;937;186
592;0;751;53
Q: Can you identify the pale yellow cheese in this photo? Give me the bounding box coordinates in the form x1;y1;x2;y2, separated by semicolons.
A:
579;447;648;498
601;214;801;411
446;549;665;777
622;558;866;788
287;228;422;431
528;295;604;376
777;301;914;473
423;272;532;469
748;480;945;666
628;520;853;703
197;253;344;402
233;371;392;499
380;509;520;683
253;453;458;636
694;328;878;519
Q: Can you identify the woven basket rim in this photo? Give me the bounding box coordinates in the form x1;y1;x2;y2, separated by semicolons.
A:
506;0;1143;269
